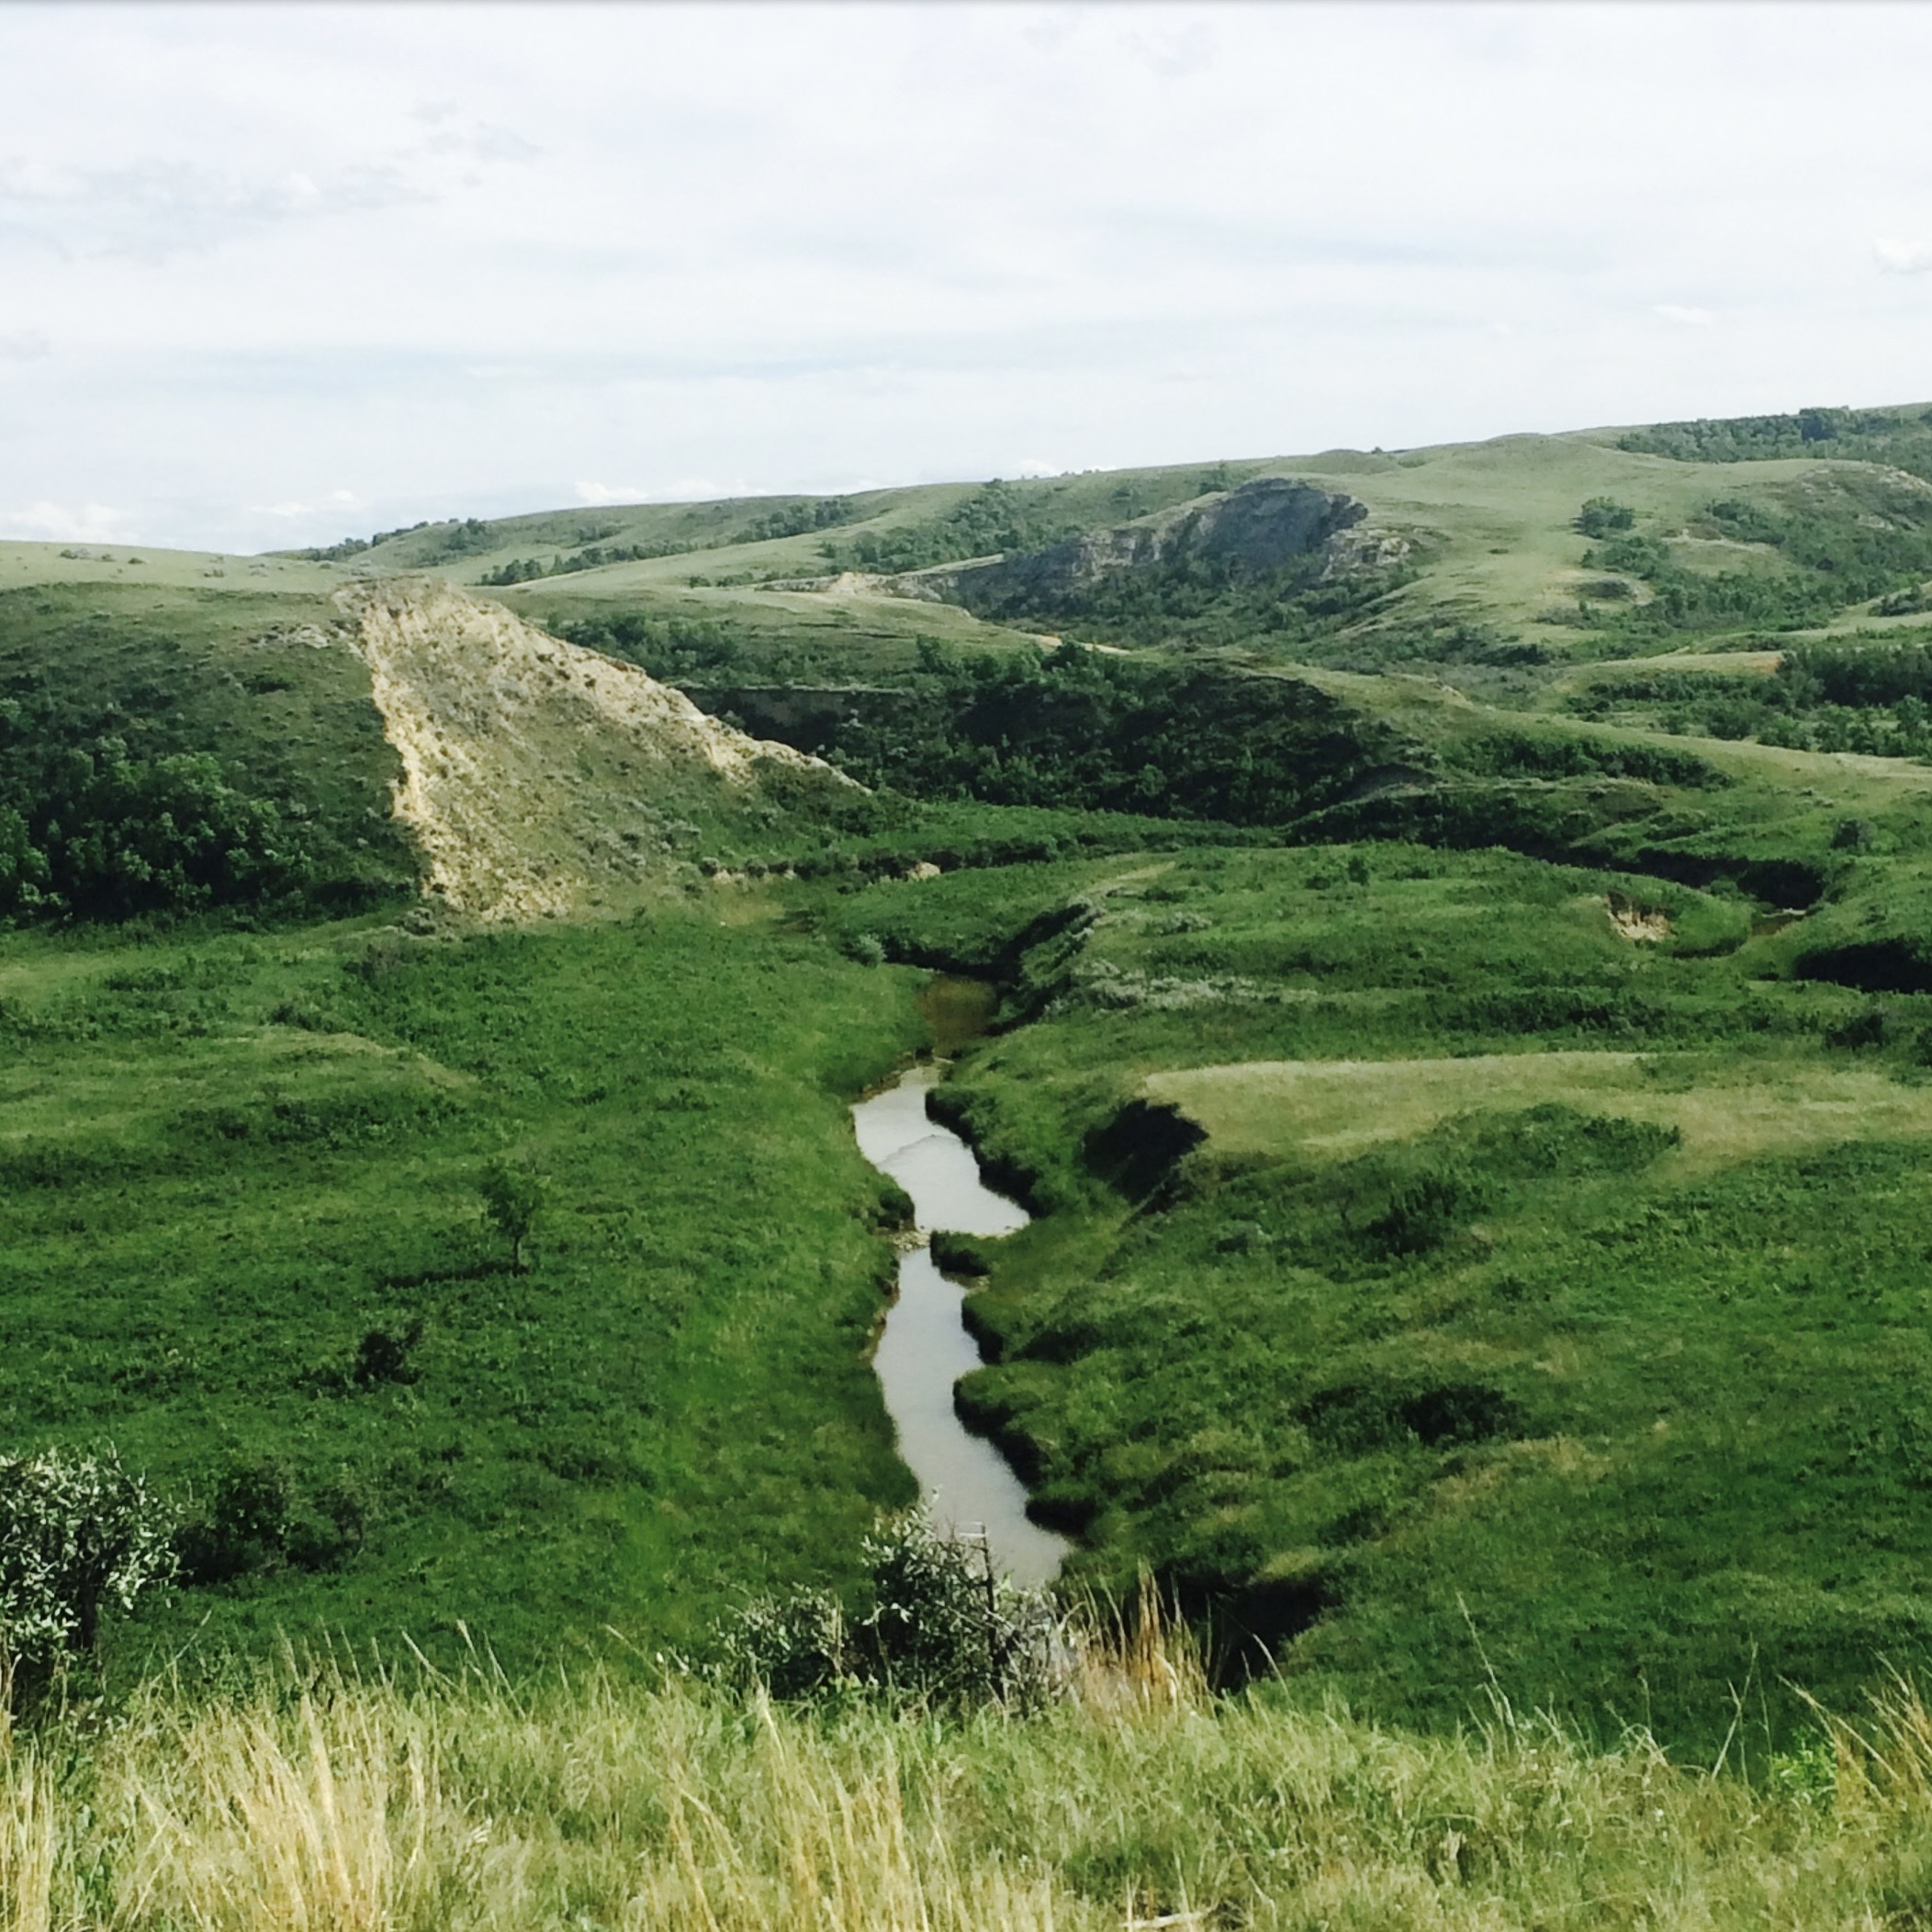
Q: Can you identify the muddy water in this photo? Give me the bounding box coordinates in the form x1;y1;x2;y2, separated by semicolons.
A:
853;1061;1070;1586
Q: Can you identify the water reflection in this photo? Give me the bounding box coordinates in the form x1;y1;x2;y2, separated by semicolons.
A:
853;1062;1068;1585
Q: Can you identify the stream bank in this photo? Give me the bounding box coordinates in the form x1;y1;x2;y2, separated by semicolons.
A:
852;979;1068;1587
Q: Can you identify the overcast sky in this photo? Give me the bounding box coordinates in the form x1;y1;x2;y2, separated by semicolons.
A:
4;1;1931;553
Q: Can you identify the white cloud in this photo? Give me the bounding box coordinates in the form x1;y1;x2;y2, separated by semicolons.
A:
1875;237;1932;275
251;489;364;519
577;477;759;506
0;500;136;543
575;481;652;506
0;112;538;263
9;3;1932;550
0;328;51;359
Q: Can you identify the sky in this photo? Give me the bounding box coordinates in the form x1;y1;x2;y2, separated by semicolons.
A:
3;0;1931;554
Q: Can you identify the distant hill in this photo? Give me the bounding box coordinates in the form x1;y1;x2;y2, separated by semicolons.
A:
8;397;1932;931
248;399;1932;686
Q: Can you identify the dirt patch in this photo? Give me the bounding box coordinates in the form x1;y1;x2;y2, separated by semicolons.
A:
1605;893;1672;943
338;578;854;922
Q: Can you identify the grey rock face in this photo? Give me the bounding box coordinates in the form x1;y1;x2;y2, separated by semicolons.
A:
917;477;1390;612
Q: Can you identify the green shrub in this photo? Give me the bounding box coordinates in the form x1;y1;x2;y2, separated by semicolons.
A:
1575;497;1637;538
353;1320;423;1388
174;1455;361;1585
0;1446;174;1693
0;741;308;922
930;1230;992;1276
710;1510;1059;1709
1365;1169;1484;1257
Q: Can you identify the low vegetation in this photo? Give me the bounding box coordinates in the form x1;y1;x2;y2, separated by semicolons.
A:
19;399;1932;1907
0;907;927;1673
822;840;1932;1748
12;1630;1932;1928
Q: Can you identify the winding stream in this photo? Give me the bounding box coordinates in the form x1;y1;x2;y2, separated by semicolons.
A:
853;1061;1070;1586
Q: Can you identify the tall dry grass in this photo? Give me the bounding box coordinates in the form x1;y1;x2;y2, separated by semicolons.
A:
4;1609;1930;1928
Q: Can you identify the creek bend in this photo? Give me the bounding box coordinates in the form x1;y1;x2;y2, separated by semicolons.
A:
853;1050;1070;1588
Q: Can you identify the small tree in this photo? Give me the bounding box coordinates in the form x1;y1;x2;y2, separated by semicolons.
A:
480;1158;547;1271
0;1446;174;1701
1575;496;1637;539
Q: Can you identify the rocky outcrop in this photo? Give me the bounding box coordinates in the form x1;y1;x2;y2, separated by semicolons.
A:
914;478;1402;611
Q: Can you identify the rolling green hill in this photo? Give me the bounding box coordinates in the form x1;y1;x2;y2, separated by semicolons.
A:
14;400;1932;1765
268;398;1932;691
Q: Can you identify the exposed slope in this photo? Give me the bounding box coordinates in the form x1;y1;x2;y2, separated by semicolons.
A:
915;477;1408;616
340;578;858;920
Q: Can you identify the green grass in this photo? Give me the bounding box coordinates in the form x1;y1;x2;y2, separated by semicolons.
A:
19;1642;1932;1929
24;399;1932;1782
0;539;340;596
1143;1050;1932;1173
813;842;1932;1748
0;903;929;1679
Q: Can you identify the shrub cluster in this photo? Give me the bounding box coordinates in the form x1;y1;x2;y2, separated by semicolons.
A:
709;1510;1059;1709
0;736;306;921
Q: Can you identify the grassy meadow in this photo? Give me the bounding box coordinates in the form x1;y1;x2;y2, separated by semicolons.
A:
15;401;1932;1915
1;903;931;1676
816;839;1932;1750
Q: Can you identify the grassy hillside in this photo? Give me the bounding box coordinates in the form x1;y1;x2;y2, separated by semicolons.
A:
252;399;1932;697
0;576;415;919
813;834;1932;1748
0;561;902;927
0;904;928;1674
17;399;1932;1786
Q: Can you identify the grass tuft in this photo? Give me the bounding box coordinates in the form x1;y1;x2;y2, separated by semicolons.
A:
7;1637;1932;1928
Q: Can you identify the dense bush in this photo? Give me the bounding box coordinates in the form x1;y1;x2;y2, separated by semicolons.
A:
1443;729;1725;789
0;1447;174;1695
729;496;859;545
479;538;694;586
1365;1168;1484;1256
824;480;1082;576
1575;497;1637;538
174;1455;365;1585
1572;473;1932;637
0;736;307;921
1566;644;1932;762
552;611;749;682
709;653;1399;827
1618;404;1932;478
709;1510;1059;1708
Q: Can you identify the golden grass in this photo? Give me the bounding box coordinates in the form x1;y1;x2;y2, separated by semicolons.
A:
1145;1050;1932;1173
7;1617;1932;1930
